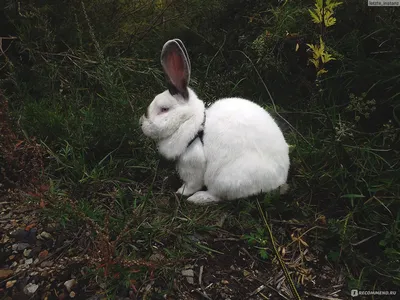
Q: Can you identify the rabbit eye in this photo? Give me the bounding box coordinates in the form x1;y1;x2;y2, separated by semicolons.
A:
160;107;169;113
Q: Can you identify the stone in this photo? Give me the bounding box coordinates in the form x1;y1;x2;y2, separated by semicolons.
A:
6;280;17;289
64;279;77;292
12;243;30;251
23;249;32;257
23;283;39;295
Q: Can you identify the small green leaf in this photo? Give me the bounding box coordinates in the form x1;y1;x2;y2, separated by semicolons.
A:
259;249;269;260
327;250;340;262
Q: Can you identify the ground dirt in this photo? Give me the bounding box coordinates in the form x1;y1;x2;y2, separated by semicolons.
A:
0;187;348;300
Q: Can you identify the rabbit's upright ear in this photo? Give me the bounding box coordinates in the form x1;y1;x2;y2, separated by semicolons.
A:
161;39;191;99
173;38;191;72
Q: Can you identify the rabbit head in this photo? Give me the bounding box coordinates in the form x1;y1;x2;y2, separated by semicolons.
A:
140;39;205;159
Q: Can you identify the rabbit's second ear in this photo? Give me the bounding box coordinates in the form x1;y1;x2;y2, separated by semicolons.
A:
161;39;190;99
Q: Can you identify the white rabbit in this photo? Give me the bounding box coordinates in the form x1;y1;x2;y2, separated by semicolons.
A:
140;39;290;205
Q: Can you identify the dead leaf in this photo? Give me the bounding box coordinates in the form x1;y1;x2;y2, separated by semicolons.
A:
39;185;49;192
27;191;40;198
39;250;49;258
317;215;326;225
15;140;24;148
40;199;46;208
25;223;36;231
6;280;17;289
299;238;309;247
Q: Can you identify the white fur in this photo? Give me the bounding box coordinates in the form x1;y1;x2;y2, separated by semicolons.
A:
140;39;290;205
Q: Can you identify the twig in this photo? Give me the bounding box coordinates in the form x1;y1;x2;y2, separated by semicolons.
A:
286;225;326;248
304;291;342;300
198;265;204;286
350;233;380;246
205;34;226;79
240;247;257;262
251;276;291;300
249;285;265;296
256;200;302;299
191;288;213;300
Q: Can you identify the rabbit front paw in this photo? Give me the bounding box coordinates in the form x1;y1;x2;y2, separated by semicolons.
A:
176;184;200;196
186;191;221;205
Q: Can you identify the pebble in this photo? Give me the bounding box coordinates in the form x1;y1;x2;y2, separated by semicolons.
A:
40;261;54;268
1;234;10;243
40;231;53;239
24;249;32;257
12;243;30;251
186;277;194;284
23;283;39;295
41;271;49;277
221;279;229;284
70;291;76;298
64;278;77;292
181;269;194;284
16;265;27;273
25;258;33;265
6;280;17;289
181;269;194;277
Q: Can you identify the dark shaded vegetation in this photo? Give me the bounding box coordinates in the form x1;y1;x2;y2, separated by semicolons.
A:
1;0;399;299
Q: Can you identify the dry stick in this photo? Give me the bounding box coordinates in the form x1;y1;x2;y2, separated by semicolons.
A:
251;276;291;300
286;225;326;248
0;36;17;71
0;36;17;56
191;288;212;300
304;291;342;300
256;200;302;300
205;34;226;79
198;265;204;286
350;233;380;246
